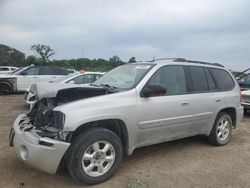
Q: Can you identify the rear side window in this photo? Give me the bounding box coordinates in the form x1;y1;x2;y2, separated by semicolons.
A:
39;67;54;75
205;68;216;90
189;66;208;92
53;68;68;75
210;68;235;90
68;74;95;84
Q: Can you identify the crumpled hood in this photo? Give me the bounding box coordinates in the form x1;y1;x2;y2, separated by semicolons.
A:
32;82;77;99
32;82;107;100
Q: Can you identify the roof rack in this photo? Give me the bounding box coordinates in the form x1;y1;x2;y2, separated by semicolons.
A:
149;57;224;67
174;59;224;68
142;57;225;68
146;57;185;63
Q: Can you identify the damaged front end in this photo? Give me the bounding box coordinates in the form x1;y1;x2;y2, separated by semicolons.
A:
25;86;110;139
9;109;70;174
26;99;66;141
10;85;114;173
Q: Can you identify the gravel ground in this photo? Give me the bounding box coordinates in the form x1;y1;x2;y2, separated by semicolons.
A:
0;95;250;188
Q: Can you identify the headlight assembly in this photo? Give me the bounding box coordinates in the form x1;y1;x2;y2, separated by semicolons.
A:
53;111;65;131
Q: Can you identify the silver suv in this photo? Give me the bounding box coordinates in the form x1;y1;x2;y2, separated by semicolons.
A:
9;58;244;185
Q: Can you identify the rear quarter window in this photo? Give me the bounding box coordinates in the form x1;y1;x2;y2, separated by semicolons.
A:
210;68;235;90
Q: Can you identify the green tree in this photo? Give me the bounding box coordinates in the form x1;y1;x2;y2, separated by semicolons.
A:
31;44;56;63
128;57;136;63
109;55;121;63
0;44;25;66
25;55;39;65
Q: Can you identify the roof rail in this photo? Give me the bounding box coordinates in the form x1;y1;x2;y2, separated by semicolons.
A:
146;57;185;63
143;57;224;68
173;58;224;68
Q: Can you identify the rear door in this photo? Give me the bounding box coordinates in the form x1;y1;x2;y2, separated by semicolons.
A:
186;66;226;134
37;67;67;82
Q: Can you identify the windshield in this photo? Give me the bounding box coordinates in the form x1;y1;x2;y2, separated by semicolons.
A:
93;64;154;90
51;73;79;83
11;67;27;75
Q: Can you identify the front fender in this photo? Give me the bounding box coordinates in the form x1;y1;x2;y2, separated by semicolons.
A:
63;112;129;132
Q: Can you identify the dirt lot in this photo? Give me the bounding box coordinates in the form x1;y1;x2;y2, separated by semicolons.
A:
0;95;250;188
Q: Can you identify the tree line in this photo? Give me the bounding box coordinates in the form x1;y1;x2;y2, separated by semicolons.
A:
0;44;137;71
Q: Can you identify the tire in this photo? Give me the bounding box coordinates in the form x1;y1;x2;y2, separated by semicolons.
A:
244;108;248;115
208;112;233;146
0;81;13;95
66;127;123;185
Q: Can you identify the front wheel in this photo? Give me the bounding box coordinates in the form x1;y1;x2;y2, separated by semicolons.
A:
0;81;13;95
66;128;123;185
208;112;233;146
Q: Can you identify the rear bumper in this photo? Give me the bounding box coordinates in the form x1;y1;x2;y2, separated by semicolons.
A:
241;102;250;110
10;114;70;174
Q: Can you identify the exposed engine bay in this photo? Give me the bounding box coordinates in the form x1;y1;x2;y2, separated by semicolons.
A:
25;86;114;141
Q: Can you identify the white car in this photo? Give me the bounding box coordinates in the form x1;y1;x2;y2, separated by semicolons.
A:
24;72;104;107
0;66;75;95
241;90;250;113
0;66;18;74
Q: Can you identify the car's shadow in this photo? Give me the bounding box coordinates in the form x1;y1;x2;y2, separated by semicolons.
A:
125;135;209;161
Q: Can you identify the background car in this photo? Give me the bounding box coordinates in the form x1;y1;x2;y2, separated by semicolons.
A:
0;66;19;74
24;72;104;107
238;75;250;90
241;89;250;113
0;66;76;95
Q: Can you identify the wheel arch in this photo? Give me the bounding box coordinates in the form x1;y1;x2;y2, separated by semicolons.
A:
0;80;13;94
217;107;236;128
67;119;129;155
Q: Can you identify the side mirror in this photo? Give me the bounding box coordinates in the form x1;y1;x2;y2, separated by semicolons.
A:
141;84;166;97
20;71;27;76
68;80;75;84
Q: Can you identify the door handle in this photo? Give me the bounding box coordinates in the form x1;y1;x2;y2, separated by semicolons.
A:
181;100;190;105
215;98;222;102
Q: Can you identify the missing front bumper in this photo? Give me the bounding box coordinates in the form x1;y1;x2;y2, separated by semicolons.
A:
10;114;70;174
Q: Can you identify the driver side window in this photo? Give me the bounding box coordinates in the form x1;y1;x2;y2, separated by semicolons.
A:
147;65;187;95
21;67;39;75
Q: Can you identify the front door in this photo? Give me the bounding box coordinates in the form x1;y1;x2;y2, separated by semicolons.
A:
17;66;40;91
136;65;194;146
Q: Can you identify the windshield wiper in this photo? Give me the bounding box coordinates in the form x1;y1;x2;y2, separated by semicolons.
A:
91;83;118;92
100;84;118;92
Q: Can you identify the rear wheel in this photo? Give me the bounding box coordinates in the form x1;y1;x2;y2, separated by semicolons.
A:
66;127;123;185
0;81;13;95
208;112;233;146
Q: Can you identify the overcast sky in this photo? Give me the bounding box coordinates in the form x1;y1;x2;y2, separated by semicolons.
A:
0;0;249;71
